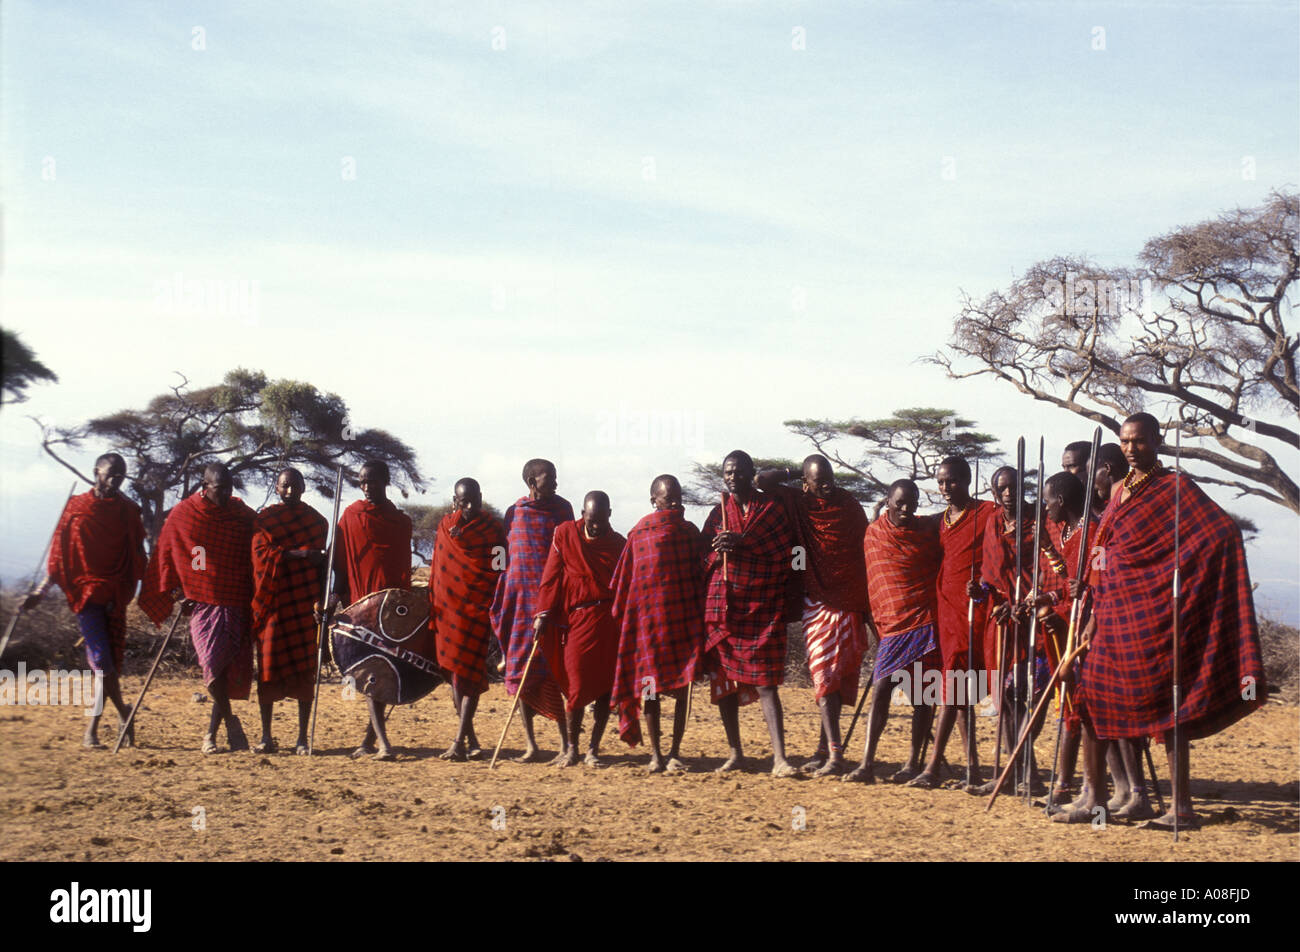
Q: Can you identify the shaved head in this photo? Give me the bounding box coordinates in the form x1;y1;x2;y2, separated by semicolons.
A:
651;474;682;510
1124;412;1162;442
584;490;611;510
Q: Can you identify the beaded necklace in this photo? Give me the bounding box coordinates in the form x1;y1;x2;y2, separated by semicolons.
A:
1122;462;1162;497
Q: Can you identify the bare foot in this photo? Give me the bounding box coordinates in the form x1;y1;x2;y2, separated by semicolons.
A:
351;744;377;760
253;738;278;754
771;760;798;779
466;747;484;760
843;765;875;784
584;751;603;767
800;755;827;775
906;771;940;790
647;754;666;774
439;745;467;762
665;756;688;773
510;745;542;764
812;755;845;778
557;748;579;768
201;733;219;755
116;721;135;748
1051;804;1102;824
82;726;104;749
1112;793;1157;822
375;745;396;761
889;765;920;784
1140;810;1201;832
294;744;310;756
715;752;745;774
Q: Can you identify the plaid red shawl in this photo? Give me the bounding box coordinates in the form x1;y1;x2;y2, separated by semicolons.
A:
702;492;794;689
490;493;574;720
936;500;998;670
251;502;328;695
773;485;868;613
430;511;507;697
863;512;941;637
1081;471;1265;740
48;490;147;614
138;493;257;624
335;499;412;601
610;509;707;745
536;520;626;711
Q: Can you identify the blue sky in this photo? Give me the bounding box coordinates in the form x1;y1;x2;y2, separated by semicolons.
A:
3;0;1297;621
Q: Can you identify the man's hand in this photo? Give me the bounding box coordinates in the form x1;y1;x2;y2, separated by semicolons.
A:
712;531;741;555
532;614;549;635
179;598;196;618
20;592;42;612
965;579;983;600
313;594;340;625
1066;578;1087;601
991;602;1011;624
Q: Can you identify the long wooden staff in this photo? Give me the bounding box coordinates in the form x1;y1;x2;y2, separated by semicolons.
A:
112;604;186;753
965;460;980;789
1012;437;1025;792
308;465;346;756
985;638;1089;810
1143;737;1167;815
992;621;1008;781
720;491;729;583
1172;427;1183;841
490;634;543;768
1045;426;1101;813
841;621;879;749
0;482;79;661
1022;438;1045;803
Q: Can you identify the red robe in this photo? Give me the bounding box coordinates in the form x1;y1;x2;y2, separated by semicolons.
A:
702;492;794;698
1080;471;1265;741
936;500;998;676
335;499;412;601
46;490;148;670
138;493;257;624
609;508;706;746
535;520;626;712
251;502;328;702
430;511;507;697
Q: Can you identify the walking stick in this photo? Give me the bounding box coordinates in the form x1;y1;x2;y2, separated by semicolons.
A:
308;465;346;756
113;604;186;753
992;620;1008;781
490;633;543;768
0;482;79;661
985;638;1089;810
841;622;879;749
720;492;729;583
1142;737;1167;815
1172;428;1183;841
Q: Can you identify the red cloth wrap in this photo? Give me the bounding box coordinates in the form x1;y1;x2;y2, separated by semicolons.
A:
47;490;148;670
138;493;256;624
702;492;794;698
1080;471;1265;741
863;513;941;637
251;502;328;702
610;509;707;746
430;511;507;698
334;499;412;601
535;520;626;712
935;500;998;675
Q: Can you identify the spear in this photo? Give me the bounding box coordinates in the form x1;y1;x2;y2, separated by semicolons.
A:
113;603;186;753
1012;437;1025;793
964;459;980;790
1172;427;1183;841
1023;437;1045;803
0;482;79;661
308;465;346;756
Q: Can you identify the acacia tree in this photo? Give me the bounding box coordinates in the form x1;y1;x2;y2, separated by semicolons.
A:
2;328;58;405
784;408;1005;505
933;190;1298;512
35;368;425;548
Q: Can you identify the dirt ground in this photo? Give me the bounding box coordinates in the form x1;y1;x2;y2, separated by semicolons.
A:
1;676;1296;862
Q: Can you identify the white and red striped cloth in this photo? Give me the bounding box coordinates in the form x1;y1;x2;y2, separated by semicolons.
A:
803;597;869;703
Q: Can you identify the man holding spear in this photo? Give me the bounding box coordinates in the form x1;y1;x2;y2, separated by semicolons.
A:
1066;413;1267;830
22;454;147;748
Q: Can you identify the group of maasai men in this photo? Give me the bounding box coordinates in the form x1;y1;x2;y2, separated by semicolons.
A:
22;410;1267;830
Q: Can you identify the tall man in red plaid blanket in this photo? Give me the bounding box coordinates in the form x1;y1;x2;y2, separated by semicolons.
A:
250;468;328;754
429;477;506;761
24;453;148;748
757;455;870;777
703;450;798;777
609;475;706;772
533;491;626;767
846;479;943;784
1063;413;1266;829
139;462;257;754
491;458;574;764
322;459;413;761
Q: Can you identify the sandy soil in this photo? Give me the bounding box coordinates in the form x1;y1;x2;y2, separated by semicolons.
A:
1;677;1295;862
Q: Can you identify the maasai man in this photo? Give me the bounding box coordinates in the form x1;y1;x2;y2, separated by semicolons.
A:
139;462;256;754
609;475;706;773
703;451;797;776
429;477;506;761
1093;442;1129;509
846;479;942;784
910;456;999;790
324;459;412;761
757;455;869;777
250;468;328;754
24;453;147;748
533;491;626;766
490;458;574;763
1065;413;1266;829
